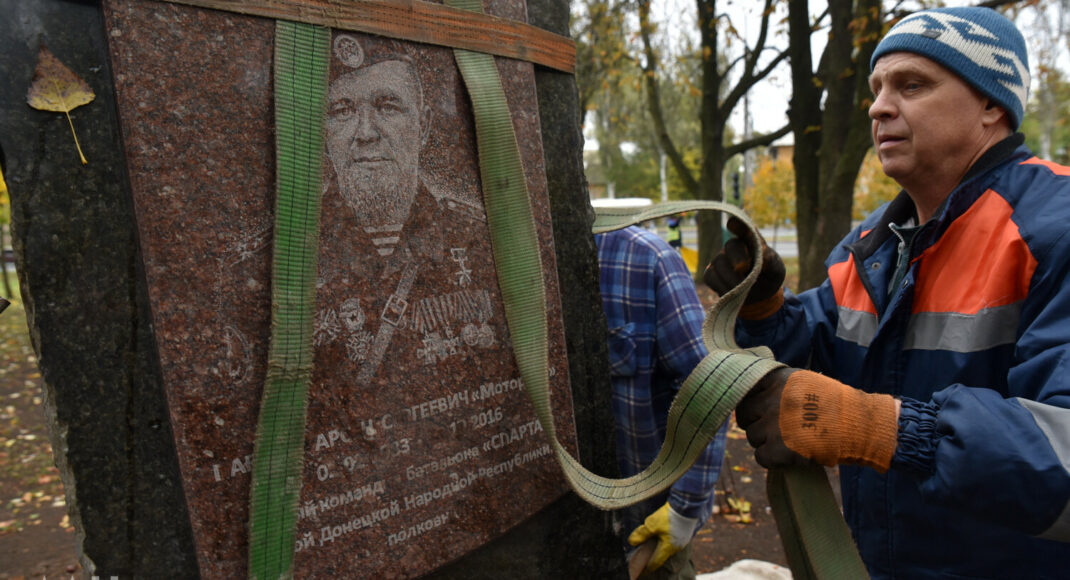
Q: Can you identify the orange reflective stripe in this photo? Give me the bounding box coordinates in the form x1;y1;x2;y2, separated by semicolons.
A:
1021;157;1070;176
828;256;877;315
913;190;1037;315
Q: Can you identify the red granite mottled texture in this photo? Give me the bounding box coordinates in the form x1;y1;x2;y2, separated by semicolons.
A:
102;0;578;577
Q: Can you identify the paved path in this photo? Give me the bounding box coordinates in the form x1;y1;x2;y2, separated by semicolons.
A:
670;226;798;258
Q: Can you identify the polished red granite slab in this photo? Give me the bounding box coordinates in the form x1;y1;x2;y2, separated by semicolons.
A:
102;1;577;576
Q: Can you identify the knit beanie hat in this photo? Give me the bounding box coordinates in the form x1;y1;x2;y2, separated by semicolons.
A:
870;7;1030;129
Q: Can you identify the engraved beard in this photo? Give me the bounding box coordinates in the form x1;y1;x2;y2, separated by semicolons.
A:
336;154;417;226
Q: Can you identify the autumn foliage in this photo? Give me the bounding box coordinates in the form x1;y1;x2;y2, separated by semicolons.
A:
745;157;795;229
746;150;898;230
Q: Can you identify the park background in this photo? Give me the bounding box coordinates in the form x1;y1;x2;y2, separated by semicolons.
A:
3;0;1070;576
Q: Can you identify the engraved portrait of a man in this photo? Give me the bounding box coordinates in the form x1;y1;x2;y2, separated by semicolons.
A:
326;35;431;237
316;33;496;382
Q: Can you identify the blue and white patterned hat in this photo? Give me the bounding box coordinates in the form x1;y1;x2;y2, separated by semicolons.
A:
870;7;1030;129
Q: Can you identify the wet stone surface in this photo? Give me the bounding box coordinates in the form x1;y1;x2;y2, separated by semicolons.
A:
102;1;576;577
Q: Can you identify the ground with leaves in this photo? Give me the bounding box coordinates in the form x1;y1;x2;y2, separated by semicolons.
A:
0;278;794;577
0;290;81;578
689;419;789;573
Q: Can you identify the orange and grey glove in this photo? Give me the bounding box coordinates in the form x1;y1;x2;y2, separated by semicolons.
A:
736;368;900;472
703;216;786;320
627;502;699;573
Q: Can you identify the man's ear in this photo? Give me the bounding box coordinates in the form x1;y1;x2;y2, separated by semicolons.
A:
982;99;1009;127
420;104;433;147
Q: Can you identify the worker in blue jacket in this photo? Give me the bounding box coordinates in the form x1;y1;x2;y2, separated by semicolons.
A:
706;7;1070;579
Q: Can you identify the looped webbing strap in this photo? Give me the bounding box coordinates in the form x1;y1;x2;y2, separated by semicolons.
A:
592;203;869;579
157;0;576;73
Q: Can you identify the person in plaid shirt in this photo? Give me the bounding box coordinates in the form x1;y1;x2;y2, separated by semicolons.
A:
596;224;728;579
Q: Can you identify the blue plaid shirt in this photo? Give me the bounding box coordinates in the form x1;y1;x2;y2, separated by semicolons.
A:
596;226;727;533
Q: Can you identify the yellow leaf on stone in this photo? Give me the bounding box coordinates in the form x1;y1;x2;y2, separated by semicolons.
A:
26;45;95;165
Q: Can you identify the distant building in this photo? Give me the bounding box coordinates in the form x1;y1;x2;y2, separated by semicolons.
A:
767;135;794;163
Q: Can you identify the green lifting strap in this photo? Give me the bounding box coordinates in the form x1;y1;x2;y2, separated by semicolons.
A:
248;19;329;580
249;7;868;579
449;15;869;571
592;203;868;578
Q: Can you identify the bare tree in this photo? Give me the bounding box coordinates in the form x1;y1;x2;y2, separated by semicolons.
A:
639;0;791;274
788;0;882;290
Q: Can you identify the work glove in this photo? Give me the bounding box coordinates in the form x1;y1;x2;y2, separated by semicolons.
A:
736;368;900;472
703;216;786;320
628;502;699;573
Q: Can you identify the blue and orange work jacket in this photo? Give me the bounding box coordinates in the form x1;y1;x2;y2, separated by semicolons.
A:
739;136;1070;579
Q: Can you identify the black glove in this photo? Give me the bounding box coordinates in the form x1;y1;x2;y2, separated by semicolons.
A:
734;367;813;469
703;216;785;318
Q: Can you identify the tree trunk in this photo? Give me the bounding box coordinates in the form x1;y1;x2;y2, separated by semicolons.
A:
789;0;823;290
639;0;788;281
792;0;881;291
694;0;725;275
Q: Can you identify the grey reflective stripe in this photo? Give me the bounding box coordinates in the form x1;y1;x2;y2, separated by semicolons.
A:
835;306;877;347
1016;398;1070;541
904;302;1021;352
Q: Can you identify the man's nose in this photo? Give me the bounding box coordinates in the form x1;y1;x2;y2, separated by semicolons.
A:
352;107;379;142
868;92;895;121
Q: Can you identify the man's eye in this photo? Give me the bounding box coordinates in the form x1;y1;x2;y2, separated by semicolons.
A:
329;101;355;117
376;97;406;114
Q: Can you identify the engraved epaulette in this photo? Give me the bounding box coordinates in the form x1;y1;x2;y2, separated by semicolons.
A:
442;196;487;223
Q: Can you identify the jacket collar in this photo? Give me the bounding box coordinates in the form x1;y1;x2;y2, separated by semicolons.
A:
850;133;1027;262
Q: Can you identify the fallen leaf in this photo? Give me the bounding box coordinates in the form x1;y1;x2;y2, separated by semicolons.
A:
726;495;753;525
726;425;747;440
26;45;95;165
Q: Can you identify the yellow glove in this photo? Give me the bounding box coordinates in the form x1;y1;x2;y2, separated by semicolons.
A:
627;502;698;573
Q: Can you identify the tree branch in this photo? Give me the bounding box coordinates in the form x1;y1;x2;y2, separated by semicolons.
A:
722;0;784;114
724;123;791;158
638;0;699;194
